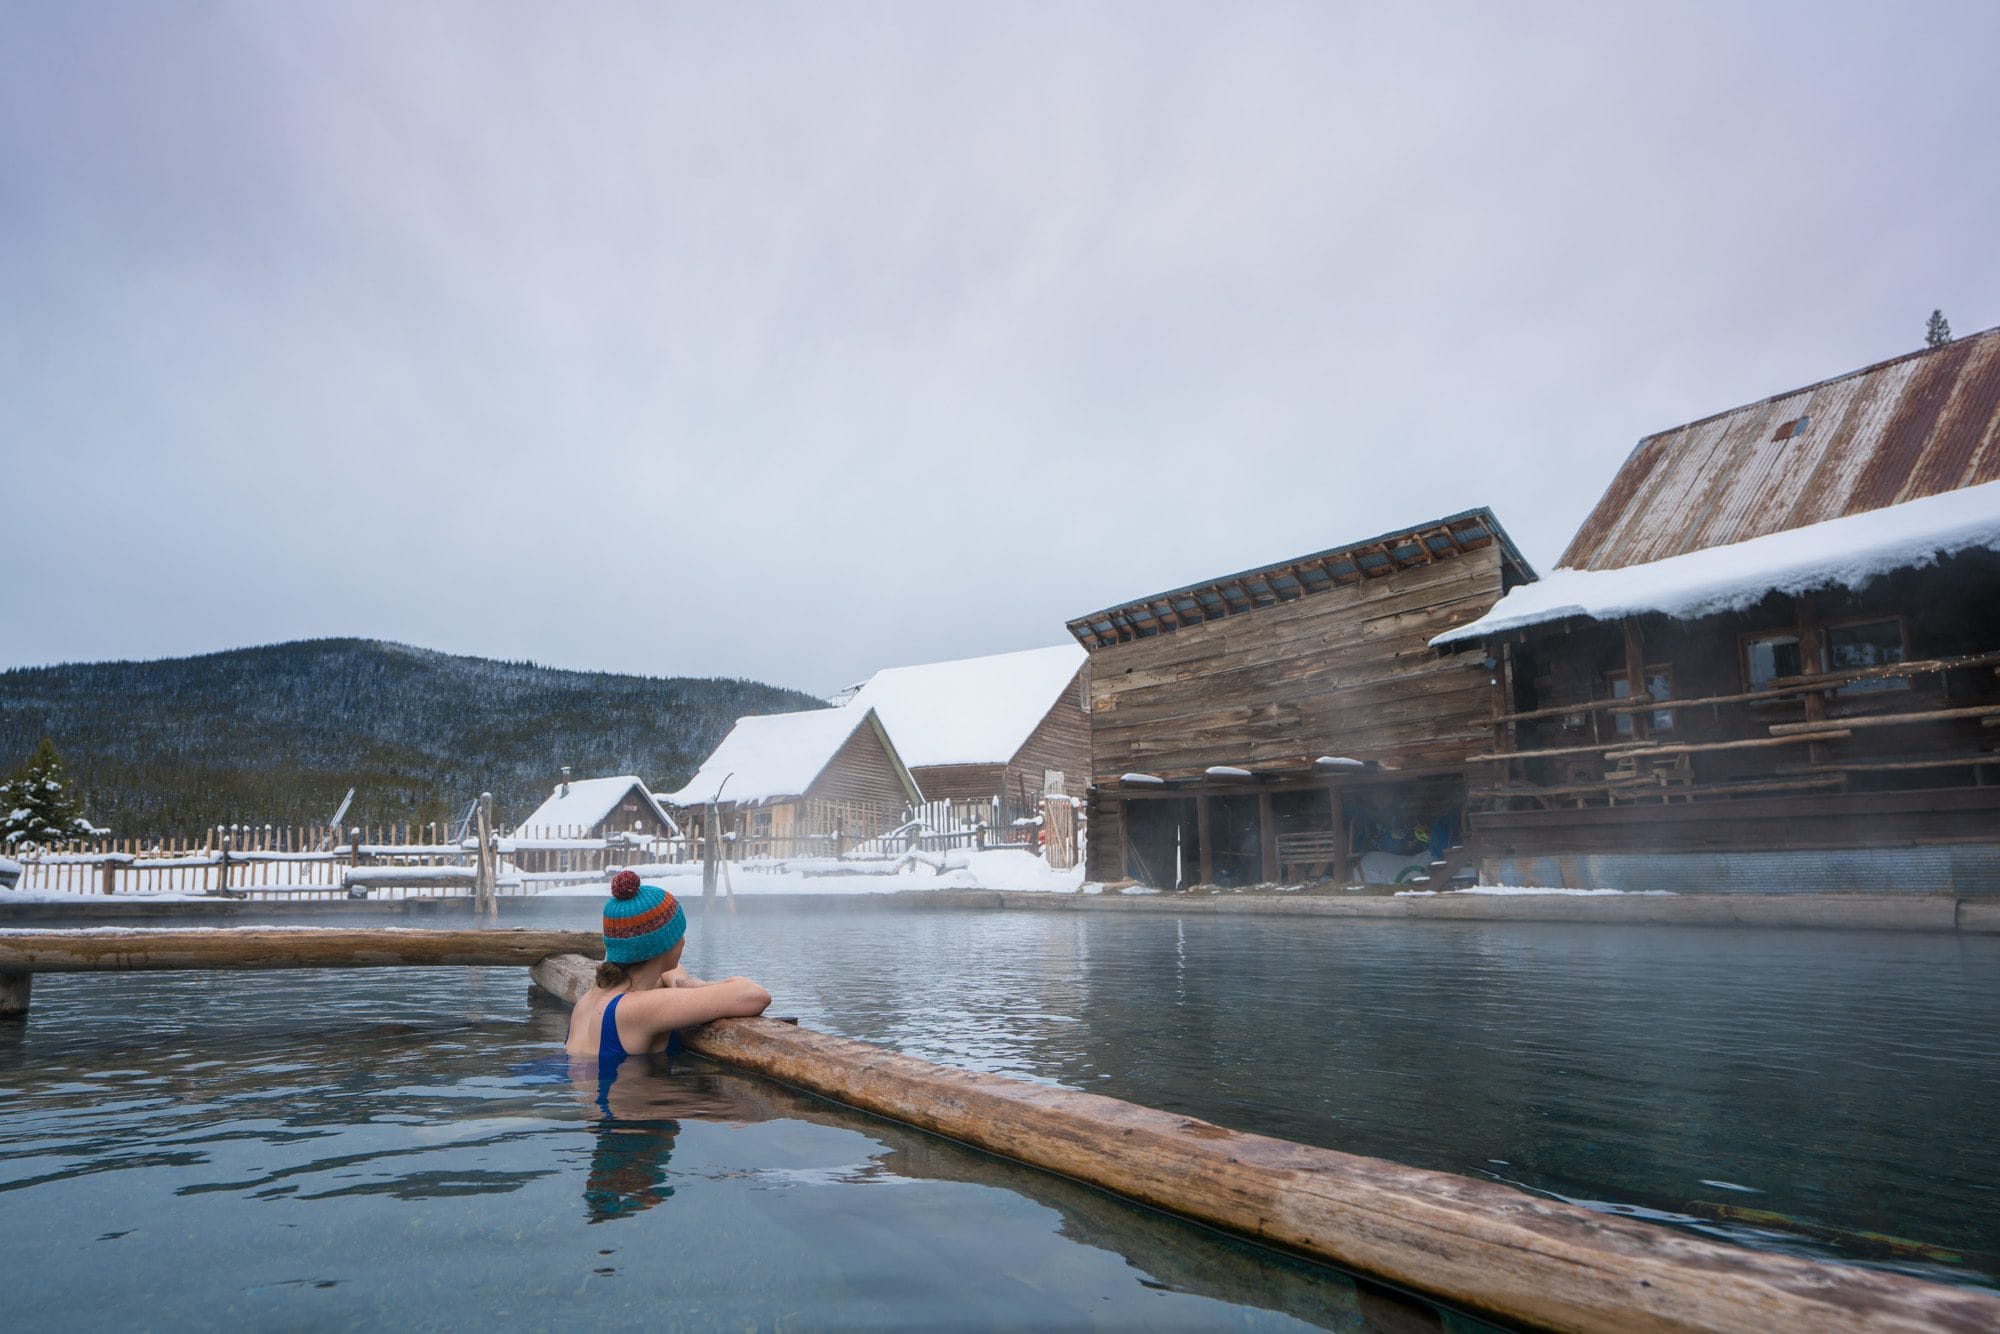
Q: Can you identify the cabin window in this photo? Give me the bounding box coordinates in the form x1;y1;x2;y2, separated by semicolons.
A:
1743;633;1803;691
750;810;771;837
1606;666;1674;734
1827;618;1906;694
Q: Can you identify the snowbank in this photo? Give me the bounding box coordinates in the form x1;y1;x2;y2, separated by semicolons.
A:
1433;479;2000;647
538;847;1087;898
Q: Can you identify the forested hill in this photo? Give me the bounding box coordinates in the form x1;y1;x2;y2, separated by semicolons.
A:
0;639;826;834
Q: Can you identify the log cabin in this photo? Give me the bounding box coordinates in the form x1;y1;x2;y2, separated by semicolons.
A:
509;774;682;874
1433;328;2000;892
1070;510;1535;888
660;707;923;858
843;645;1090;826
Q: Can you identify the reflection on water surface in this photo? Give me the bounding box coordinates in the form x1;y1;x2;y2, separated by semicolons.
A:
0;963;1486;1331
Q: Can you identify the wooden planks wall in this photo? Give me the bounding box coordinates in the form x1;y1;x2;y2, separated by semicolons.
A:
804;720;919;828
907;763;1008;804
1087;547;1506;780
1005;669;1092;798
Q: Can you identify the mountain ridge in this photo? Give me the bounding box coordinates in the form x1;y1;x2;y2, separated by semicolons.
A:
0;637;827;833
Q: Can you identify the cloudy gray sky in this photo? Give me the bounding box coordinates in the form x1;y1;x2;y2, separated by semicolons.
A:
4;2;1996;696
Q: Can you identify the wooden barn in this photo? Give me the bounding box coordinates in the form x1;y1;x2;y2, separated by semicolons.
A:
1071;510;1535;888
1434;328;2000;892
510;774;681;873
660;707;923;858
844;644;1089;824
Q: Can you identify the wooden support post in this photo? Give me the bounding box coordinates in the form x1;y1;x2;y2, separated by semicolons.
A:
1257;790;1279;885
1195;794;1213;887
1327;786;1348;886
0;971;28;1017
100;857;117;897
702;807;719;899
1797;595;1830;764
526;954;2000;1334
475;792;496;918
1621;617;1650;744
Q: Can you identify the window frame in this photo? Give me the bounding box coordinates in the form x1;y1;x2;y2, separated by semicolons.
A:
1605;662;1675;735
1740;629;1806;693
1823;613;1909;695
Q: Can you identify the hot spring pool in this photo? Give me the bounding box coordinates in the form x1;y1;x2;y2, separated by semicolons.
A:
0;962;1487;1331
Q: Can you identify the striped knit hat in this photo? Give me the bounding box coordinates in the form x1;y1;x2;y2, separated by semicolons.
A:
603;870;687;964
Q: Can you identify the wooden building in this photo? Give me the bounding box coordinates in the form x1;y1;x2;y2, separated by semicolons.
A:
660;707;923;859
1070;510;1535;888
844;645;1089;824
1434;328;2000;892
510;774;681;873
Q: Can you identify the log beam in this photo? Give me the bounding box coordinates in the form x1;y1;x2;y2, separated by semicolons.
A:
531;953;2000;1334
0;970;28;1016
0;928;601;974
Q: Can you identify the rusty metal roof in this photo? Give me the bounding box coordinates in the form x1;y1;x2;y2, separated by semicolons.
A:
1067;508;1533;651
1560;326;2000;571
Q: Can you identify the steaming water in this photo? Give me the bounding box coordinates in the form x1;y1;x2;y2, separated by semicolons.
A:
4;897;1996;1326
583;896;2000;1290
0;941;1488;1332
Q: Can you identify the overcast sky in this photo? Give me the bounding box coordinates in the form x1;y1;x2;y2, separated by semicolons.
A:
4;2;1996;697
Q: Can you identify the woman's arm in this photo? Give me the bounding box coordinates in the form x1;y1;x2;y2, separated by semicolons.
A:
624;975;771;1047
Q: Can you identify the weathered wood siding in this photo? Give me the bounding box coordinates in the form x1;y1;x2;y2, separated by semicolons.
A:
1005;668;1091;799
908;763;1007;804
803;721;915;824
1087;546;1506;780
1086;786;1125;882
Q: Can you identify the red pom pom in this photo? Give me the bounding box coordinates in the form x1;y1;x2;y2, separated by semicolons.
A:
610;870;641;900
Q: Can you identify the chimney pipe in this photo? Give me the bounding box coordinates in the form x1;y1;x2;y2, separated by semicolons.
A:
560;765;572;796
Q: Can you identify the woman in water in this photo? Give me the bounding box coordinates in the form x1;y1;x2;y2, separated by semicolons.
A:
566;870;772;1064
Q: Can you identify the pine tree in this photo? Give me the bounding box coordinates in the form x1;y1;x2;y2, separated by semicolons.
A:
1;738;103;850
1926;309;1952;348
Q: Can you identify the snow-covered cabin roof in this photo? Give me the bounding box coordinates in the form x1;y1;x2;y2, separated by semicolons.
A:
1561;325;2000;571
843;644;1086;769
1433;478;2000;648
659;707;920;808
515;775;681;837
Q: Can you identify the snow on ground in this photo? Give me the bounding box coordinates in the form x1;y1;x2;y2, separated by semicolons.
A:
537;848;1088;898
1396;886;1676;896
1433;477;2000;647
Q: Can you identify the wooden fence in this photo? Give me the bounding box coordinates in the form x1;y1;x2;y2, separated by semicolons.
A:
7;799;1077;900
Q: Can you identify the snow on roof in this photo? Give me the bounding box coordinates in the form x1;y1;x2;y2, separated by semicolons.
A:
1433;478;2000;649
515;775;680;837
661;707;914;807
844;644;1085;769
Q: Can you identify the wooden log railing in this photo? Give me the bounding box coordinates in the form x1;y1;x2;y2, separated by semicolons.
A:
0;927;597;975
531;953;2000;1334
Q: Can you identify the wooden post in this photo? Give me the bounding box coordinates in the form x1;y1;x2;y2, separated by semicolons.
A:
1195;794;1213;887
702;807;719;899
100;857;117;897
0;971;28;1016
1257;790;1279;885
1327;785;1348;886
1621;617;1650;744
1797;595;1830;764
475;792;496;919
215;839;233;897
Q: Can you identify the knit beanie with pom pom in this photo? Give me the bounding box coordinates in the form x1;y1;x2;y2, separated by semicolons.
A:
602;869;686;964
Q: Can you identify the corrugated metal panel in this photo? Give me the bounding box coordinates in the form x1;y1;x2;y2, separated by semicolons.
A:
1561;327;2000;571
1486;846;2000;895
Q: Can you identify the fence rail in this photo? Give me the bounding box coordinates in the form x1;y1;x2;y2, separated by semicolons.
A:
6;798;1074;899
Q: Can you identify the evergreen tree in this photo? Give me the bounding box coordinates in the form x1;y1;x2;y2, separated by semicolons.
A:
1926;309;1952;348
1;738;103;849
